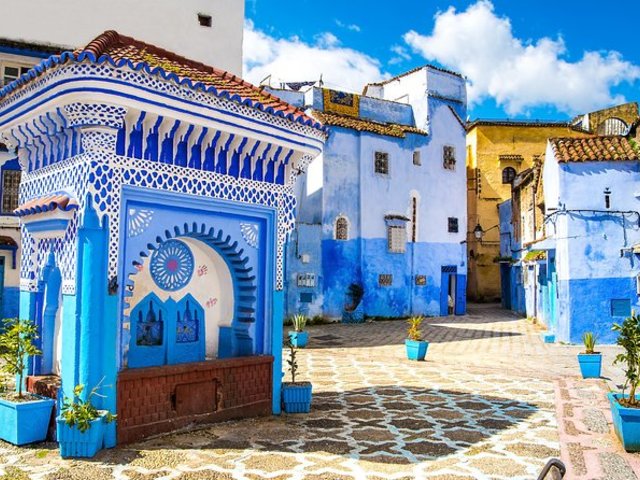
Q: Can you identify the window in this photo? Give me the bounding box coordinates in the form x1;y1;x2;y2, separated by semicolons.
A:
448;217;459;233
2;65;30;87
604;188;611;210
197;13;212;27
378;274;393;286
410;197;418;242
611;299;631;317
300;292;313;303
374;151;389;175
412;151;421;166
297;273;316;288
502;167;516;184
443;146;456;170
335;216;348;240
415;275;426;286
1;170;20;214
387;225;406;253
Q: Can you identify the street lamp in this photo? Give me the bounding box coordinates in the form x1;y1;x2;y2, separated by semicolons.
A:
473;223;483;240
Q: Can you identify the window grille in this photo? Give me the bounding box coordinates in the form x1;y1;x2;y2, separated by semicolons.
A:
1;170;20;214
335;216;348;240
443;146;456;170
447;217;459;233
412;151;421;166
379;274;393;286
375;151;389;174
297;273;316;288
387;225;406;253
502;167;516;184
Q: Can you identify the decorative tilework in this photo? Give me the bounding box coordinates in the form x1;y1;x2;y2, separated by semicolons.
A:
150;239;194;292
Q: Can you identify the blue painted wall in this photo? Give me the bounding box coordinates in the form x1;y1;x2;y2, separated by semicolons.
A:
543;149;640;343
285;71;468;320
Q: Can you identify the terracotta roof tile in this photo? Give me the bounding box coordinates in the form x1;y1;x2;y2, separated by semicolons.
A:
1;31;323;130
549;136;640;162
15;194;78;217
313;110;427;138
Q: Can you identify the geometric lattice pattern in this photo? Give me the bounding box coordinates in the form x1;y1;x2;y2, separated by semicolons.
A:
5;58;325;293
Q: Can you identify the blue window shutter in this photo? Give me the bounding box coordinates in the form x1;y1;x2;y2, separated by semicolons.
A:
611;299;631;317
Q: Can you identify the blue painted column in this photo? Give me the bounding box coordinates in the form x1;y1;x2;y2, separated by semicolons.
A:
271;290;284;415
76;196;108;402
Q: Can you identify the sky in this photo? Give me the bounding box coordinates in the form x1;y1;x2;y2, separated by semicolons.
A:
243;0;640;121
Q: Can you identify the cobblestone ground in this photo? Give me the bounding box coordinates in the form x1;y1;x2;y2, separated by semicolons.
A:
0;304;638;479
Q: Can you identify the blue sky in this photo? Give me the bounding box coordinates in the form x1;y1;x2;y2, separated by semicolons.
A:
244;0;640;121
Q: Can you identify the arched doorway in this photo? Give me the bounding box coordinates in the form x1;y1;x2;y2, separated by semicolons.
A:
124;223;259;369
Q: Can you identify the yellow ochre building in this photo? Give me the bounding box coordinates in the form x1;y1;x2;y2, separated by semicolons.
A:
465;102;638;302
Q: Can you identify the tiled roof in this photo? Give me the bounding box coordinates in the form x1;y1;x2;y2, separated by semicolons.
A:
467;119;577;130
0;38;65;57
0;31;323;130
549;136;640;162
313;110;427;138
15;194;78;217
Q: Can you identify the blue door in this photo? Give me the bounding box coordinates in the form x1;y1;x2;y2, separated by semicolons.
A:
440;266;457;316
455;274;467;315
500;264;511;310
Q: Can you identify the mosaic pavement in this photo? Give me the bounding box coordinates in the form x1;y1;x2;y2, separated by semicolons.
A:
0;305;637;479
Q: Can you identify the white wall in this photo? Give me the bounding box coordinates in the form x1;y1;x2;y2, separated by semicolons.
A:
2;0;244;75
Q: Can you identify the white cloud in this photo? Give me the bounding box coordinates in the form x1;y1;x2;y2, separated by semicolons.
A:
335;19;361;32
403;0;640;115
243;21;386;92
389;45;411;65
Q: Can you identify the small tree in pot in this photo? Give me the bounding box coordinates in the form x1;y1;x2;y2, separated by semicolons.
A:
577;332;601;378
57;382;117;458
608;313;640;451
405;316;429;361
0;318;55;445
288;314;308;348
281;338;312;413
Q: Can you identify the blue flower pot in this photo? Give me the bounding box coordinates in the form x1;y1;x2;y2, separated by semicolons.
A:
608;392;640;452
282;382;312;413
0;395;55;445
405;339;429;361
57;415;106;458
288;331;308;348
577;353;602;378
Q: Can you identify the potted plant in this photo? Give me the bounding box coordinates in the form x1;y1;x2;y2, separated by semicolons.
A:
0;318;55;446
288;314;308;348
281;339;312;413
405;315;428;361
609;313;640;451
57;383;116;458
577;332;601;378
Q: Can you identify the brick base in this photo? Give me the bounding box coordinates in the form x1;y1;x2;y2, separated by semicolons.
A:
117;355;273;444
26;375;60;441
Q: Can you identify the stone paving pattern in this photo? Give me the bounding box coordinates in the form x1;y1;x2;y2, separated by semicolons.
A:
0;305;638;479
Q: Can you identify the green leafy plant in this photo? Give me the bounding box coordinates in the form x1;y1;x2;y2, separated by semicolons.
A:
60;383;116;433
407;316;424;341
613;313;640;408
582;332;598;354
292;314;307;333
0;318;41;399
285;338;299;384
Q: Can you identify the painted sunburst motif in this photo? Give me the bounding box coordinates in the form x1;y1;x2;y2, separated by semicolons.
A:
128;208;154;237
240;223;259;248
150;240;194;291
